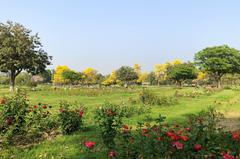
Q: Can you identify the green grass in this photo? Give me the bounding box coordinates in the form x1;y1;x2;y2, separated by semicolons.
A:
1;86;240;159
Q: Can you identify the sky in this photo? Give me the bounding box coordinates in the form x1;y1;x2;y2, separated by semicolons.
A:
1;0;240;74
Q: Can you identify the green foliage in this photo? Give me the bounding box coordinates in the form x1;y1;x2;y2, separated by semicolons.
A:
62;70;83;85
0;91;29;144
0;91;58;145
58;101;85;135
147;71;158;85
117;102;151;117
40;69;53;83
15;72;32;86
95;102;125;149
0;75;9;85
167;62;197;86
195;45;240;87
25;103;58;138
113;108;239;159
138;89;177;106
115;66;138;85
0;21;52;91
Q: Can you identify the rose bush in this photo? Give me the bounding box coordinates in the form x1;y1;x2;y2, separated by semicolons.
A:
58;101;85;135
95;102;125;149
0;91;58;146
87;108;240;159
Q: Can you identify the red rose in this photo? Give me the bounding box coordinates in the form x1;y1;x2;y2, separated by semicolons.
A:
185;127;190;131
194;144;202;152
176;130;183;135
42;105;47;109
122;125;130;133
79;111;84;117
166;131;179;141
141;129;149;136
166;131;175;137
34;105;38;108
84;141;96;149
106;109;116;116
108;150;117;158
180;136;189;141
172;141;184;150
222;153;235;159
122;125;129;129
232;133;239;141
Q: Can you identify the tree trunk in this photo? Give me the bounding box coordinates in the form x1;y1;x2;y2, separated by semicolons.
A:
176;81;182;87
10;74;16;92
217;79;221;88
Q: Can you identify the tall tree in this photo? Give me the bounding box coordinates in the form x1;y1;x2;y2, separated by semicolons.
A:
82;67;98;85
53;66;71;85
167;63;197;87
0;21;52;91
62;70;83;85
116;66;138;87
194;45;240;88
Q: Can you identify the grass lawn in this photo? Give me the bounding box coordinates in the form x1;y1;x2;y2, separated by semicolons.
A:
1;86;240;159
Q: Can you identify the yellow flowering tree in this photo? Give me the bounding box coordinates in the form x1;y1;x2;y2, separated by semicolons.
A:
154;64;167;85
137;72;149;84
83;67;98;85
102;71;118;86
197;72;206;80
133;64;141;75
171;59;183;65
53;65;71;85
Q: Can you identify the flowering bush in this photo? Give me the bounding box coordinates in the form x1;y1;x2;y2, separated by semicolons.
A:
25;103;58;138
0;91;58;145
0;91;29;144
115;109;240;158
58;101;85;135
86;108;239;158
95;102;125;149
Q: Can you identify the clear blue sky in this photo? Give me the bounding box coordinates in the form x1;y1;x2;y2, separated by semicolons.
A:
1;0;240;74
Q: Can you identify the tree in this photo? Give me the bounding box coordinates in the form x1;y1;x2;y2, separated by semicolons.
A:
62;70;82;85
102;71;118;86
137;72;148;84
194;45;240;88
147;71;158;85
133;64;141;75
53;66;71;85
40;69;53;83
167;63;197;87
82;67;98;85
154;64;167;85
0;21;51;91
115;66;138;87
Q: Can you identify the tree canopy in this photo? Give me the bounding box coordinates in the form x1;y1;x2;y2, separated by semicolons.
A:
167;63;197;86
0;21;52;91
194;45;240;87
116;66;138;86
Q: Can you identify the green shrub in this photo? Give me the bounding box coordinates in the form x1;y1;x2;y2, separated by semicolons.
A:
118;102;151;118
58;101;85;135
25;103;58;138
138;89;177;106
0;91;29;144
111;108;239;158
0;91;58;145
95;102;125;149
